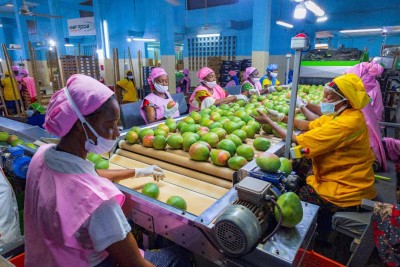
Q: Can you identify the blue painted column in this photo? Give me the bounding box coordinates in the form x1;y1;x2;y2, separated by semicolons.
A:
0;18;6;71
47;0;66;55
159;0;176;93
12;0;30;60
251;0;272;73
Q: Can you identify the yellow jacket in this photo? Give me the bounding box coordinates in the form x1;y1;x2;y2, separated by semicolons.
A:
262;78;280;88
296;109;376;207
2;76;20;101
117;78;137;102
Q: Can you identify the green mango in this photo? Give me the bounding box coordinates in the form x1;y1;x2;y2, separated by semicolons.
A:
274;192;303;228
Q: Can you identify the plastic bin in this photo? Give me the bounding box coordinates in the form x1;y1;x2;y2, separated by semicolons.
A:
9;253;24;267
299;250;345;267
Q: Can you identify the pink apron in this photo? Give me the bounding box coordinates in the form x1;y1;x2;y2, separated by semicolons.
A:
362;104;387;171
24;145;125;267
140;91;179;124
241;80;262;93
22;76;37;98
383;138;400;162
189;84;227;112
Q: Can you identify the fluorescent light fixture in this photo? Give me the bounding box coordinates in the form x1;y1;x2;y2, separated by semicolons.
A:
276;20;294;28
316;16;328;23
383;27;388;33
339;28;382;34
304;1;325;16
126;37;132;42
5;4;13;7
148;48;155;51
294;2;307;19
103;20;110;59
48;39;56;46
132;38;156;42
64;44;74;47
0;24;3;27
49;47;53;51
196;33;220;38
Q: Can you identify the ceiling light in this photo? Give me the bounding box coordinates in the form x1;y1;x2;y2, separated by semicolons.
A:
294;2;307;19
5;4;13;7
197;33;220;38
276;20;294;28
48;39;56;46
126;37;132;42
316;16;328;23
64;44;74;47
304;1;325;16
339;28;382;34
132;38;156;42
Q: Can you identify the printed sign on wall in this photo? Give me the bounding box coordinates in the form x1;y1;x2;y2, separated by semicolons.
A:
68;17;96;36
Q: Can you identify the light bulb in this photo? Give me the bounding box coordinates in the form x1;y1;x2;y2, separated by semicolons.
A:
294;2;307;19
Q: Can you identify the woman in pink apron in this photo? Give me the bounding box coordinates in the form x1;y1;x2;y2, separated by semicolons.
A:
140;67;180;124
189;67;247;112
240;67;263;96
24;74;178;267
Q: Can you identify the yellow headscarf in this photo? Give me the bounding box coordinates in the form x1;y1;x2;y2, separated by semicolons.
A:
333;73;370;110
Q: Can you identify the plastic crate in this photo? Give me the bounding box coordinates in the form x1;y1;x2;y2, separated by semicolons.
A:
9;253;24;267
299;250;344;267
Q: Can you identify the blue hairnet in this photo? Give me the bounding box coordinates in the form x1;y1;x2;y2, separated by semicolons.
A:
266;64;278;72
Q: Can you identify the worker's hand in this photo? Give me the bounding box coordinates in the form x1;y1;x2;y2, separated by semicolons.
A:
266;108;284;122
235;94;248;102
164;103;179;119
268;86;276;93
248;89;260;96
296;96;307;108
250;110;272;124
134;165;165;182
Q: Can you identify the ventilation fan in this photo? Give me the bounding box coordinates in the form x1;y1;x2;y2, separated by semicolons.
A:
19;0;63;19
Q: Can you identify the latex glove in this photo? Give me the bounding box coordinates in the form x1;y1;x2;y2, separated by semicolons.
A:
164;103;179;119
235;94;248;102
134;165;165;182
266;109;284;122
268;86;276;93
248;89;260;96
296;96;307;108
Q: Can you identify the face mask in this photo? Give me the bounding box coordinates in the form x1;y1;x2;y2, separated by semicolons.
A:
205;81;217;88
127;75;133;79
63;88;117;154
320;99;347;116
252;78;260;83
270;72;278;78
153;82;169;93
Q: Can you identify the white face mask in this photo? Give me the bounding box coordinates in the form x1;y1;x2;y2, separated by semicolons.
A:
320;99;347;116
270;72;278;78
252;78;260;83
153;82;169;93
204;81;217;88
127;75;133;79
63;88;116;154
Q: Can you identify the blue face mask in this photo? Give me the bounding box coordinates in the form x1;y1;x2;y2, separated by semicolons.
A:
320;99;347;116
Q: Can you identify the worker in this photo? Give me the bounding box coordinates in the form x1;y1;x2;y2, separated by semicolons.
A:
178;68;191;95
225;70;239;87
0;166;21;247
260;64;281;91
25;74;191;267
116;70;138;104
240;67;263;96
12;66;21;90
20;69;37;104
140;67;179;124
1;70;21;115
252;74;376;239
345;61;384;121
189;67;247;112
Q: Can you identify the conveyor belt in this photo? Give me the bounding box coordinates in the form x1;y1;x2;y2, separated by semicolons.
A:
109;154;229;215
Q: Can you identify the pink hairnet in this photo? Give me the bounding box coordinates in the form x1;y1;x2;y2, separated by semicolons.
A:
183;68;189;75
228;70;236;76
20;69;29;76
244;67;257;80
44;74;114;137
12;66;19;72
147;67;167;85
197;67;214;81
368;61;384;77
